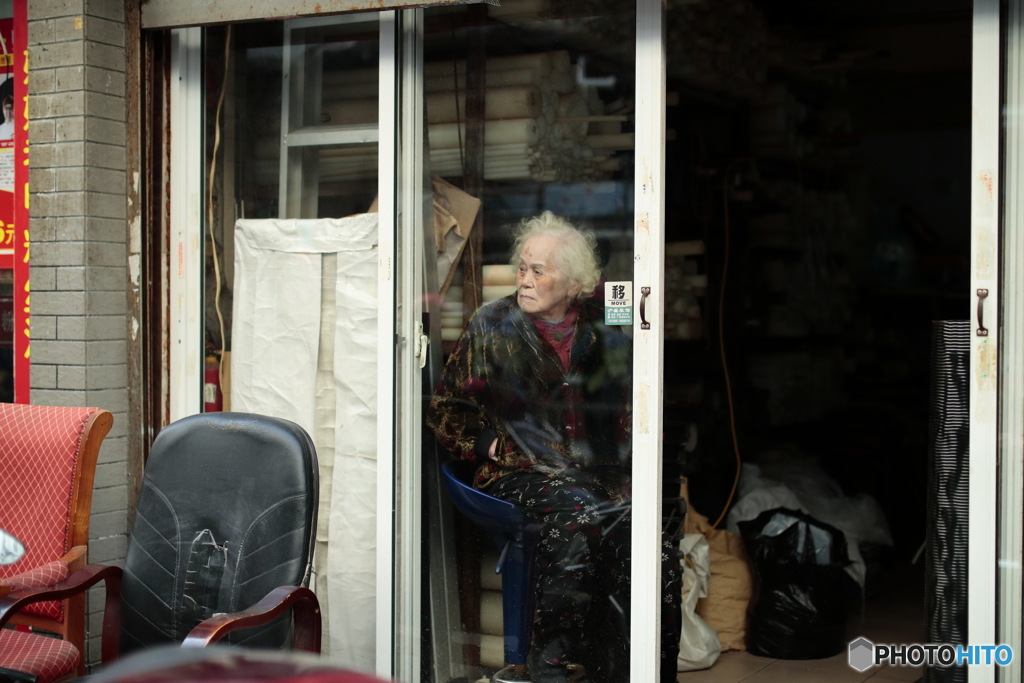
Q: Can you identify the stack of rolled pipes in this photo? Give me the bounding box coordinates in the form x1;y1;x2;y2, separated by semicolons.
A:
480;264;516;305
477;549;508;670
439;278;464;342
438;265;517;342
310;50;631;182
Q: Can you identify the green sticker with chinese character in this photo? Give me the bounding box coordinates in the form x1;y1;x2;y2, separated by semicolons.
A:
604;281;633;325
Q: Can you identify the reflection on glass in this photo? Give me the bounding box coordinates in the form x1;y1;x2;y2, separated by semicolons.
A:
429;212;646;682
421;4;680;682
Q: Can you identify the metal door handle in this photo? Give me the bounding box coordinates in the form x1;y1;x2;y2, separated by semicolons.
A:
977;288;989;337
640;287;651;330
414;321;430;368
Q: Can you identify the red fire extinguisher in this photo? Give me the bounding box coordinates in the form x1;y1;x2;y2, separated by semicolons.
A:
204;355;223;412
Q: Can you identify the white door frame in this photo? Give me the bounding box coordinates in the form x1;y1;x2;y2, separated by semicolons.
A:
168;27;204;422
996;1;1024;680
631;0;667;681
375;11;400;680
969;1;1000;681
379;9;431;682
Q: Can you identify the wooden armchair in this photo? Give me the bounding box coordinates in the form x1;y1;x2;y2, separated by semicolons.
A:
0;403;113;680
0;412;321;682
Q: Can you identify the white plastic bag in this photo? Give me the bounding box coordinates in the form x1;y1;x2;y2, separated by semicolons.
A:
677;533;722;672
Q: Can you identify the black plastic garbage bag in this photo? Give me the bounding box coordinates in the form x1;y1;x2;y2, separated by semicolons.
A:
738;507;851;659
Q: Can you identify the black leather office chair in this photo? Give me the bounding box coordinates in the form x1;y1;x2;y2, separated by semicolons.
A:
0;412;321;680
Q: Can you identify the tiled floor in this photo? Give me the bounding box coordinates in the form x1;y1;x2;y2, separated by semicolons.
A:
678;563;926;683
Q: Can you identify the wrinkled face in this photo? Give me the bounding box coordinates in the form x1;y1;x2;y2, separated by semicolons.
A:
516;234;579;321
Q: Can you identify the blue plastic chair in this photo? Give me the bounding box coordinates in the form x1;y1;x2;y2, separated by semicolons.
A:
441;461;540;682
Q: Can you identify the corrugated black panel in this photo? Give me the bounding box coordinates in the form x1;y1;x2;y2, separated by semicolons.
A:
924;320;969;683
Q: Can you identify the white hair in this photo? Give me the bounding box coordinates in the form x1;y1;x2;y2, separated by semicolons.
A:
510;211;601;301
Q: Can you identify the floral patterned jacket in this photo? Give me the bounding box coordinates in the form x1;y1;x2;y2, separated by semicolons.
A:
427;293;632;489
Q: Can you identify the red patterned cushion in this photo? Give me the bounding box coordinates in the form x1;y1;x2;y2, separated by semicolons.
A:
3;560;69;590
0;404;100;622
0;629;80;683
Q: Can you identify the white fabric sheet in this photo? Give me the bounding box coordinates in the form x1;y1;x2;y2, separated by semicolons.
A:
231;214;378;669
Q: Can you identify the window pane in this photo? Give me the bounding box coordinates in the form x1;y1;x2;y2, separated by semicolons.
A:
417;5;672;682
200;15;382;670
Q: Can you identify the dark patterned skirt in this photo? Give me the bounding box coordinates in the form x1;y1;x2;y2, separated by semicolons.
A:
488;467;682;683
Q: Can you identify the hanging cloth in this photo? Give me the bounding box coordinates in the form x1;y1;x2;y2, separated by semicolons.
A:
231;213;379;670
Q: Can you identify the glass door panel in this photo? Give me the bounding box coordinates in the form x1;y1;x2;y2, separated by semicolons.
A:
969;4;1000;683
194;14;386;672
415;3;671;681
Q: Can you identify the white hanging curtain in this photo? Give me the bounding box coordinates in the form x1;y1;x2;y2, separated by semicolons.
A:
230;213;379;668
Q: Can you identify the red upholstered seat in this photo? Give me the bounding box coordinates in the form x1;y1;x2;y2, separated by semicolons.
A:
0;628;81;682
0;403;113;681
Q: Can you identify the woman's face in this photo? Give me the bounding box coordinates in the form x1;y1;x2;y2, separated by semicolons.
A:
516;234;580;322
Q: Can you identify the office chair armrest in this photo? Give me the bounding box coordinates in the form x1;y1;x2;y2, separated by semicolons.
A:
181;585;321;653
0;563;124;664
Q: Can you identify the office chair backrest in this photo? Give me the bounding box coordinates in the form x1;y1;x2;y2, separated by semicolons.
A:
119;412;318;654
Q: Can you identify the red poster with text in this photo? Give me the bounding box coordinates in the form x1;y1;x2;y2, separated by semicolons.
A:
0;15;13;403
0;17;13;269
11;3;27;402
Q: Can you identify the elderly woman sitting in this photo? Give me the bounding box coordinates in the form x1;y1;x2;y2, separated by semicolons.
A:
428;211;680;683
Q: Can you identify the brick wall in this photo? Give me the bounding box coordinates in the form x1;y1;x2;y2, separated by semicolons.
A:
27;0;129;668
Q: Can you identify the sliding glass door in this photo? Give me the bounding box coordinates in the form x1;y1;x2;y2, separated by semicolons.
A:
163;2;670;680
